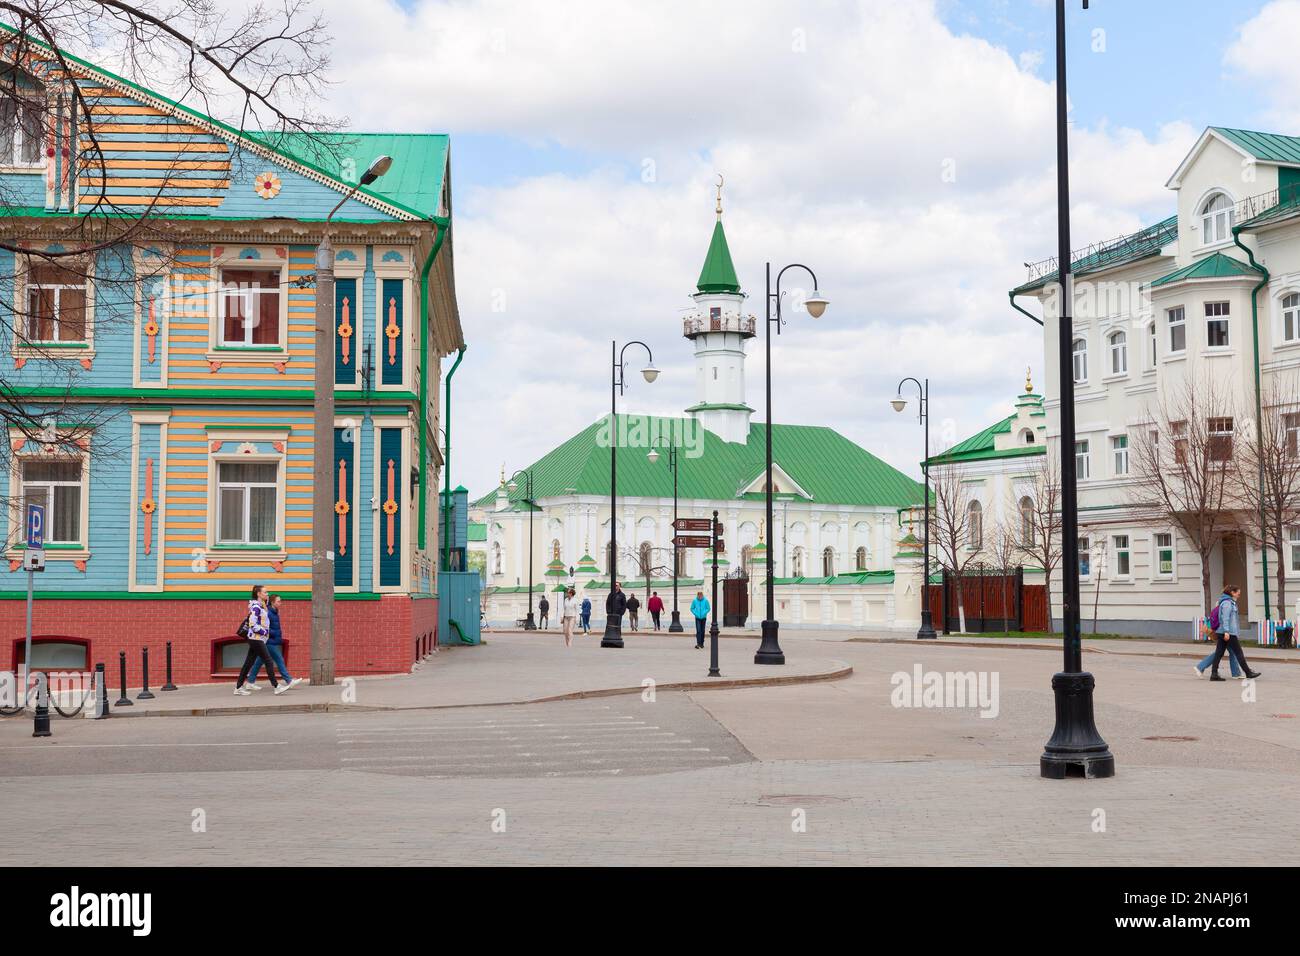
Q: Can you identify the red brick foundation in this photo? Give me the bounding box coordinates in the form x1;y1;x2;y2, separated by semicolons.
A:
1;596;437;686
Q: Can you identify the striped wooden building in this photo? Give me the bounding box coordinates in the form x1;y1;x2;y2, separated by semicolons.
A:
0;31;464;683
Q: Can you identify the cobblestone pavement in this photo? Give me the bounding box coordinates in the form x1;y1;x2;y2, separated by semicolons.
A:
2;635;1297;866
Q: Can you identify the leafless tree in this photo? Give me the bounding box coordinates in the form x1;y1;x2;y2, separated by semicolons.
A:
988;515;1019;635
1129;375;1241;612
1016;450;1063;635
929;464;981;633
0;1;337;516
1232;375;1300;620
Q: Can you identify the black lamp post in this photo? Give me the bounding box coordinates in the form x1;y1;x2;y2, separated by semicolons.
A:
507;468;536;631
1040;0;1114;779
647;442;684;632
891;377;937;639
603;339;659;648
757;263;829;665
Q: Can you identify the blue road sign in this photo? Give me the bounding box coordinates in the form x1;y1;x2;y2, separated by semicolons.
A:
26;503;44;550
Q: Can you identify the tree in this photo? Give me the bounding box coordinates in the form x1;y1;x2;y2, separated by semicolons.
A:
1232;374;1300;620
929;464;981;633
988;515;1020;635
1015;451;1063;635
0;1;336;517
1129;375;1240;612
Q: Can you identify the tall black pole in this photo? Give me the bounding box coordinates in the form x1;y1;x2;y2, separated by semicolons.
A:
756;262;784;664
603;339;623;648
526;473;535;629
1040;0;1113;779
669;446;684;632
709;509;721;677
919;379;937;638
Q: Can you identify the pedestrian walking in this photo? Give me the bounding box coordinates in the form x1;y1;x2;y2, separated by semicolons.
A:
690;590;710;649
648;591;664;630
561;587;577;648
1208;585;1261;682
247;593;307;690
538;595;550;629
580;595;592;634
627;592;640;631
606;582;627;632
234;585;288;696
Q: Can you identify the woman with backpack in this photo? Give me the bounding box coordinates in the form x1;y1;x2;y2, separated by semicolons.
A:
234;585;289;695
1207;585;1261;682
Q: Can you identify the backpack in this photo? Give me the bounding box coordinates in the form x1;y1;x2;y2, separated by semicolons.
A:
1208;601;1222;632
236;615;251;638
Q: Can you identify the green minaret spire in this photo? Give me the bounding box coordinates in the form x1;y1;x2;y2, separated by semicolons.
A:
696;176;741;294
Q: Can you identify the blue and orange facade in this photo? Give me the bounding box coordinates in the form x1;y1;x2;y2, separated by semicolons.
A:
0;31;463;682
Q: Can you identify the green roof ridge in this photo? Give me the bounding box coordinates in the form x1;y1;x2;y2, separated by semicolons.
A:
1151;251;1262;287
696;220;741;294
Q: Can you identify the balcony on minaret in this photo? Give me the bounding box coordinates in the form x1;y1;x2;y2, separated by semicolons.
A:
682;310;757;339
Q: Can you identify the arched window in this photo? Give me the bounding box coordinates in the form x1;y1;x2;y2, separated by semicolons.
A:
968;500;983;549
1283;292;1300;344
741;545;753;570
822;547;835;577
792;547;805;578
492;542;503;575
1020;496;1035;548
1071;337;1088;383
1108;330;1127;374
1019;428;1036;445
638;541;653;577
1200;192;1234;245
605;542;614;575
1146;320;1157;369
855;546;867;571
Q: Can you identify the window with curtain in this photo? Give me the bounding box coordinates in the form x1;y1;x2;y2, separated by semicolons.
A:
25;260;88;343
0;87;45;165
216;461;278;545
219;267;281;346
21;459;83;544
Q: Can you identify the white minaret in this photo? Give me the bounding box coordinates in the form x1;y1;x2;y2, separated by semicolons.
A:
683;179;755;444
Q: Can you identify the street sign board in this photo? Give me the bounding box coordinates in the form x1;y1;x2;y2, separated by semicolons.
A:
673;518;722;534
23;549;45;572
674;536;724;551
26;503;44;549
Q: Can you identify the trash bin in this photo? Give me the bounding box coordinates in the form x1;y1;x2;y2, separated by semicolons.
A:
1277;625;1294;649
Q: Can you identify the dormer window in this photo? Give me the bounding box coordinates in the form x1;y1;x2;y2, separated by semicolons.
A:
1200;192;1234;245
1020;428;1036;445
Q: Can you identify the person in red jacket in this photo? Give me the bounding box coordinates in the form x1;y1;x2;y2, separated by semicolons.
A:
647;591;665;631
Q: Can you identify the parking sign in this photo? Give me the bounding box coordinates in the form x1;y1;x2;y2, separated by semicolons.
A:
26;503;44;550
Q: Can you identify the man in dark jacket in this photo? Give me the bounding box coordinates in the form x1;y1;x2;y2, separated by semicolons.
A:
606;582;627;631
537;595;550;629
626;593;640;631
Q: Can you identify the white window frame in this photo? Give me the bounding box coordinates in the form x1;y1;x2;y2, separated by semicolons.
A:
0;91;46;169
207;249;290;362
1285;411;1300;460
1280;291;1300;347
1078;534;1092;581
1019;496;1035;548
1111;434;1129;476
1205;301;1231;349
1107;330;1128;375
1167;306;1186;354
1112;534;1131;580
215;460;280;546
967;500;983;550
204;429;288;562
1153;531;1176;581
11;255;97;360
5;439;92;562
1290;526;1300;576
1208;416;1234;463
1146;320;1157;369
1071;336;1088;383
1199;192;1235;246
1075;439;1090;480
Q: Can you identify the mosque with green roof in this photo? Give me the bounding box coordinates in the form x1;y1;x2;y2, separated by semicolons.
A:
470;198;928;628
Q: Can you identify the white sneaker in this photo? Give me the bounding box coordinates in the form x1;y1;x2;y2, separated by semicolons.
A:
273;683;290;695
245;682;263;691
289;677;307;688
234;686;251;696
1194;664;1205;678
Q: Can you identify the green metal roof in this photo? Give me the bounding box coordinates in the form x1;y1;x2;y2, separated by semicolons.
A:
253;132;449;220
1014;215;1177;294
1211;127;1300;165
925;395;1047;466
1150;251;1262;287
467;521;487;542
476;415;923;509
696;220;741;294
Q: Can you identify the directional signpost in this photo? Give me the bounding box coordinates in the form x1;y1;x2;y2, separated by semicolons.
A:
25;504;50;737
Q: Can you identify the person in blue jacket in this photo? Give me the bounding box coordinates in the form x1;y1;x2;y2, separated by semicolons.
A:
1209;585;1261;682
690;590;710;649
579;595;592;634
248;593;307;690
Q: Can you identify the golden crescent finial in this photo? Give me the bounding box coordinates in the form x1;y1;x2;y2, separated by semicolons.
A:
1025;366;1033;394
715;174;724;220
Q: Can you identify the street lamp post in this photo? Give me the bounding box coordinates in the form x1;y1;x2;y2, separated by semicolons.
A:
1040;0;1114;779
757;263;829;665
310;154;393;686
603;339;659;648
507;469;537;630
647;442;684;632
891;377;937;639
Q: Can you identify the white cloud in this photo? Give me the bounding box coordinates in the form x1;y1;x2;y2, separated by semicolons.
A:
1225;0;1300;129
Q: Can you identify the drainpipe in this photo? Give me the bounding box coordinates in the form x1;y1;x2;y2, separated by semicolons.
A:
1009;290;1045;326
418;216;450;553
442;344;466;571
1232;223;1272;621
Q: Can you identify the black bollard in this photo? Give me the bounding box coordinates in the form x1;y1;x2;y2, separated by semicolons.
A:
95;662;110;718
161;641;177;691
137;647;156;700
116;651;133;707
32;672;51;737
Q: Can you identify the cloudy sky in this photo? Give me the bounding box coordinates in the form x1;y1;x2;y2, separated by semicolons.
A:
308;0;1300;494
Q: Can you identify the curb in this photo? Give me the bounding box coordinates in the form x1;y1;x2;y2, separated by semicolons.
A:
106;662;855;718
847;636;1300;664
